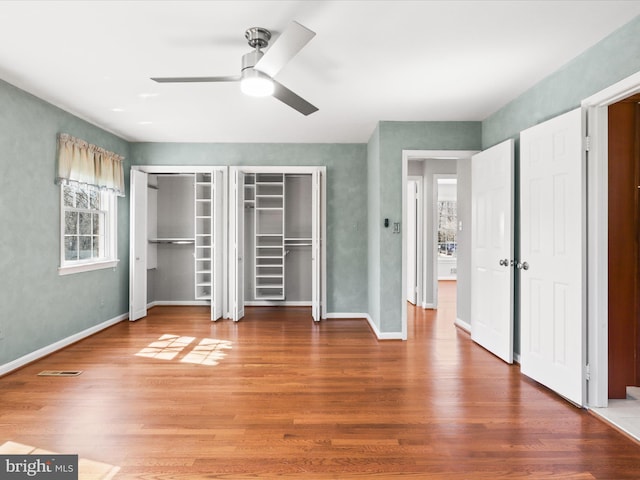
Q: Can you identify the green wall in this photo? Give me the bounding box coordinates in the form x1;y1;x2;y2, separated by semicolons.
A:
0;79;130;366
483;15;640;148
369;121;482;333
129;142;368;314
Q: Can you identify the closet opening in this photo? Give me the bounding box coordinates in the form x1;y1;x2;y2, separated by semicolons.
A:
129;166;226;322
229;166;326;323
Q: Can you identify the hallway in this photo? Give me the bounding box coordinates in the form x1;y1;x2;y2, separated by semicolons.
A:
1;297;640;478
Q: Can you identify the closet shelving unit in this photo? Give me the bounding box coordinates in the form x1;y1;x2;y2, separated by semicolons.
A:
254;173;285;300
194;172;213;300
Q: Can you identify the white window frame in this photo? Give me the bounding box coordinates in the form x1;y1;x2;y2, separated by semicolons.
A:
58;184;119;275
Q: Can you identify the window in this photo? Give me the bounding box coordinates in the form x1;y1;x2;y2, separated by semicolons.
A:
437;200;457;258
59;184;118;275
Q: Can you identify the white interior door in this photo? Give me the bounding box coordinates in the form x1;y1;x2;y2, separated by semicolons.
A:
471;139;514;364
211;169;224;321
520;108;584;406
406;180;418;304
311;170;321;321
129;169;148;321
231;169;245;321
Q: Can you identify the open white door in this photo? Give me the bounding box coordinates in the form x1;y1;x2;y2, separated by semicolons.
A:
520;108;584;406
311;169;321;321
211;169;224;321
129;169;148;321
406;180;418;304
471;139;514;364
230;169;245;321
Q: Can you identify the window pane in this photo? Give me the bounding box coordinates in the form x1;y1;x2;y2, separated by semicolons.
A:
63;186;75;207
64;237;78;261
79;213;92;235
89;189;100;209
65;211;78;235
79;236;92;259
77;188;89;209
92;236;101;258
92;213;101;236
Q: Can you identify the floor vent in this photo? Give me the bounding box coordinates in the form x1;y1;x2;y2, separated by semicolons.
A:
37;370;82;377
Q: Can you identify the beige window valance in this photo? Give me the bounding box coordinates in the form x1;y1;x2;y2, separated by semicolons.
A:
56;133;125;196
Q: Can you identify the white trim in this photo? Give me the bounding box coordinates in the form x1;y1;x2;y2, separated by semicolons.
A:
325;313;404;340
245;301;312;307
422;302;435;309
454;318;471;333
513;352;521;364
58;259;119;276
325;312;369;319
147;301;211;308
0;313;127;377
580;70;640;408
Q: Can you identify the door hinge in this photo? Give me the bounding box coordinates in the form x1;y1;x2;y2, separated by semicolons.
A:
585;364;591;381
584;136;591;152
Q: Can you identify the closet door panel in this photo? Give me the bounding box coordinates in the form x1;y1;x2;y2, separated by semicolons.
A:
129;169;148;321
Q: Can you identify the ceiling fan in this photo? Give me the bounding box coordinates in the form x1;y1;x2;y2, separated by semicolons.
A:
151;21;318;116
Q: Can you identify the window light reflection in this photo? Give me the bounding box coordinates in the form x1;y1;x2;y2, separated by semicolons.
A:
135;334;232;366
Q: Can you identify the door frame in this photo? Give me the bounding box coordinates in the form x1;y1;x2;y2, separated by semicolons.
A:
401;150;477;340
582;70;640;407
129;165;229;316
228;165;327;320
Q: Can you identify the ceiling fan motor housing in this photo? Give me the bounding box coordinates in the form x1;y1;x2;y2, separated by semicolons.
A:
245;27;271;49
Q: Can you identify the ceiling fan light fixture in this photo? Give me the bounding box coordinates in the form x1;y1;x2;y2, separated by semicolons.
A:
240;69;274;97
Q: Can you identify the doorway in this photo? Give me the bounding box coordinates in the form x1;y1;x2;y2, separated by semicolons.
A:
401;150;477;339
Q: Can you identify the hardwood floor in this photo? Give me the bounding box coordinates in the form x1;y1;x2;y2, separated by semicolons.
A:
2;285;640;478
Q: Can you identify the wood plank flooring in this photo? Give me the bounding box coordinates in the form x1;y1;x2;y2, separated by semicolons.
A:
2;283;640;478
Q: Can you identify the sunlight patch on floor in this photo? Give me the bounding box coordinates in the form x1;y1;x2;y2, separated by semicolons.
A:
135;334;232;366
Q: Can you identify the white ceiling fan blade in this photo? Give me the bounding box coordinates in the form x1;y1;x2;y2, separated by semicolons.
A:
272;80;318;116
151;75;241;83
254;21;315;78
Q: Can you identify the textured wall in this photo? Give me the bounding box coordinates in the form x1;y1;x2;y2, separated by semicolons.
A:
483;15;640;148
374;122;482;333
130;142;368;314
0;79;130;365
366;126;381;329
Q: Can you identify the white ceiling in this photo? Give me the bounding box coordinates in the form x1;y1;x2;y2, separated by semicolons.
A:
0;1;639;143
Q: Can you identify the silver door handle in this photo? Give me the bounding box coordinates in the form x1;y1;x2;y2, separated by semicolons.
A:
499;259;509;266
516;261;529;270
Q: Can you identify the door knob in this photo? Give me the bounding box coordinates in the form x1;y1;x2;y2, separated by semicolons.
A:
516;261;529;270
499;259;509;266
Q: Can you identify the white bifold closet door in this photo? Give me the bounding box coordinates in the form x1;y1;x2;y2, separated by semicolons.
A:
311;169;321;322
470;139;514;364
519;108;584;406
129;169;148;321
230;169;245;321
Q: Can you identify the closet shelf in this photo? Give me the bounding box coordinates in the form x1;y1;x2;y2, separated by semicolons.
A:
149;238;194;245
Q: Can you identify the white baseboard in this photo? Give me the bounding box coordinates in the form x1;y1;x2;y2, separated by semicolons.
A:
454;317;471;333
421;302;436;309
244;301;312;307
325;313;404;340
0;313;127;377
148;301;210;308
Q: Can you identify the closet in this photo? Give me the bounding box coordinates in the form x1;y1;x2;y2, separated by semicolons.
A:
129;167;225;321
229;167;325;322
